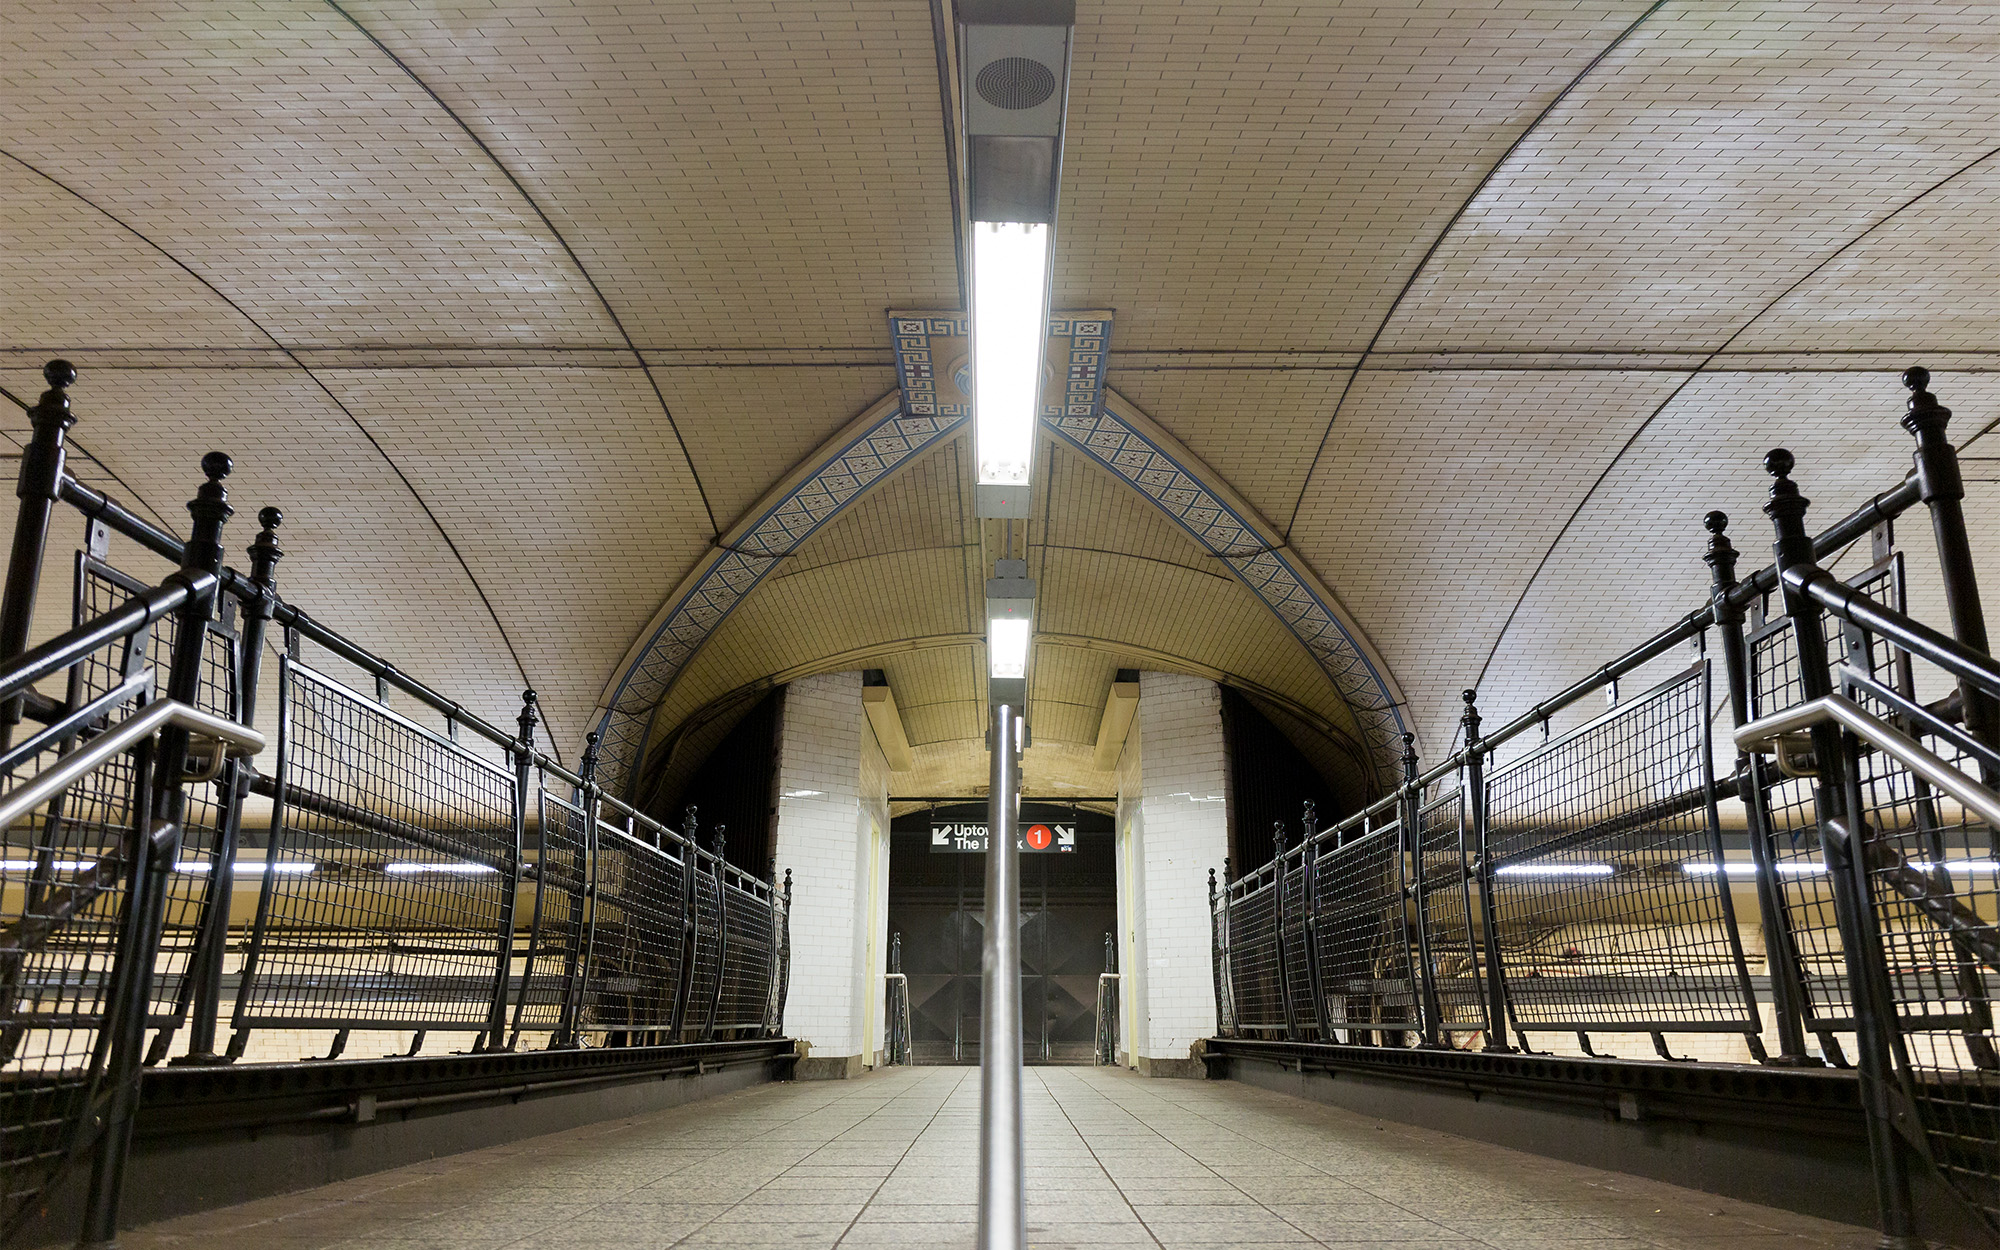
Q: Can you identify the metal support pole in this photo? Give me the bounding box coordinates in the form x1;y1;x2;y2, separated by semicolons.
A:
0;361;77;750
1704;510;1816;1065
1403;735;1444;1048
1465;690;1513;1053
177;507;283;1066
1764;449;1921;1250
83;452;232;1246
1901;368;2000;780
979;698;1024;1250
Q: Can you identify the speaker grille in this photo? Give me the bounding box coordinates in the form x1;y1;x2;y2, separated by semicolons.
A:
975;56;1057;111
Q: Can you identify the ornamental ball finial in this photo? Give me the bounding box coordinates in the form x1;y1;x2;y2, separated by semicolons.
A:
257;506;283;530
1764;448;1794;479
1903;366;1930;394
1462;688;1477;705
43;360;76;388
521;688;538;706
1704;510;1728;534
201;451;233;481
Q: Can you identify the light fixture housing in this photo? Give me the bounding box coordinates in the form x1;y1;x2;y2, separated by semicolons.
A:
960;0;1074;519
986;557;1036;705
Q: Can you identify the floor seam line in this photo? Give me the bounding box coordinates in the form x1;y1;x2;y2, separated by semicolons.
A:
831;1068;967;1248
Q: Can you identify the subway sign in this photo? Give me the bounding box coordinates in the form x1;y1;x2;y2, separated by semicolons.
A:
931;821;1076;853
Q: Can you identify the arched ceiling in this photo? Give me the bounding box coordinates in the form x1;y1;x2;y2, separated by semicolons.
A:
6;2;2000;800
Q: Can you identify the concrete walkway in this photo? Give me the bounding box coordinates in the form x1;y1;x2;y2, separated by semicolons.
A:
121;1066;1875;1250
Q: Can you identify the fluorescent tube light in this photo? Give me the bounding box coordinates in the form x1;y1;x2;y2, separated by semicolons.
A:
989;617;1031;679
971;221;1049;492
385;862;497;875
1493;864;1614;877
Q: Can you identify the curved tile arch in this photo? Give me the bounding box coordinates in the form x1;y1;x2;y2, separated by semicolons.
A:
898;310;1410;790
591;391;963;798
594;312;1412;799
1057;392;1411;789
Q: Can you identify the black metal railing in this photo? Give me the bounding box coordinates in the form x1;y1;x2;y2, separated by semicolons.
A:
0;363;793;1246
1212;367;2000;1247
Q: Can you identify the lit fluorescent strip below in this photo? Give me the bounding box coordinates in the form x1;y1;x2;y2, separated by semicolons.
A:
988;616;1031;680
1493;864;1614;877
0;860;494;876
1688;860;1997;876
971;221;1049;488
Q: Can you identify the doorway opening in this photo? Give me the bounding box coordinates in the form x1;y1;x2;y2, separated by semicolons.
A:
886;801;1115;1064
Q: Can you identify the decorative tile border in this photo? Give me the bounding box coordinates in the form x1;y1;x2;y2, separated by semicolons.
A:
1046;397;1407;784
592;400;966;799
593;309;1405;798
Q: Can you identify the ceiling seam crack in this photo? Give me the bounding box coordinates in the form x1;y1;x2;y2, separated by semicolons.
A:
0;145;555;760
1449;139;2000;755
1284;0;1670;540
323;1;721;542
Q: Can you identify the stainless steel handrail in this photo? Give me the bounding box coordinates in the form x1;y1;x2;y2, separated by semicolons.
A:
0;699;266;831
979;701;1024;1250
1735;692;2000;830
1094;972;1120;1066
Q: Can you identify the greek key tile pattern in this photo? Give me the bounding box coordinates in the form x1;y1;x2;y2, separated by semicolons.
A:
593;403;965;798
1048;396;1407;785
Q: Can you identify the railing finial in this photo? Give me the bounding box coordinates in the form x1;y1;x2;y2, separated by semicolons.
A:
1272;819;1287;855
579;730;601;786
1460;688;1482;748
516;688;539;751
1401;732;1418;784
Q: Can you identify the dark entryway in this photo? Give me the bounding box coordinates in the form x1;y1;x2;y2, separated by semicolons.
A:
887;802;1115;1064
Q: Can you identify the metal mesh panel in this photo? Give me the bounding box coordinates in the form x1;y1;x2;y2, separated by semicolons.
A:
512;787;590;1037
1417;787;1485;1033
1748;561;1904;1041
1223;866;1284;1033
1278;844;1316;1038
76;559;234;1030
1310;820;1415;1043
1843;670;2000;1228
233;660;517;1032
0;704;141;1232
1484;663;1758;1034
684;849;723;1041
582;812;687;1041
714;864;776;1035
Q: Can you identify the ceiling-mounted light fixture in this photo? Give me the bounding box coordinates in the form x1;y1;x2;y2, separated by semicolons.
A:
960;0;1075;519
986;557;1037;690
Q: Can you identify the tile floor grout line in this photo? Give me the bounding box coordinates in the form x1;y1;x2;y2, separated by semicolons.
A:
1057;1069;1358;1249
1035;1068;1169;1250
461;1072;912;1250
652;1068;964;1250
831;1068;971;1248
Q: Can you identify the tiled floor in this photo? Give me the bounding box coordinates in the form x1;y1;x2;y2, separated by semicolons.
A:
121;1066;1876;1250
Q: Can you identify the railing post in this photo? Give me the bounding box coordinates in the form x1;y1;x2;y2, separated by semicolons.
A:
1704;509;1816;1066
83;452;232;1246
1465;689;1514;1053
1901;367;2000;780
1300;801;1333;1040
1403;735;1444;1048
1272;820;1297;1041
484;689;535;1051
555;732;600;1049
1764;449;1922;1250
702;826;727;1042
177;507;283;1066
1208;866;1227;1039
1218;857;1234;1036
0;361;77;750
668;806;699;1040
776;867;792;1037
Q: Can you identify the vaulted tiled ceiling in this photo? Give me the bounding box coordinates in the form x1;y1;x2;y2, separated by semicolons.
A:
5;2;1999;802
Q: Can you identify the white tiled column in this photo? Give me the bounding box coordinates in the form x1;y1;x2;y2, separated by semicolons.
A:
770;670;891;1077
1117;671;1230;1075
